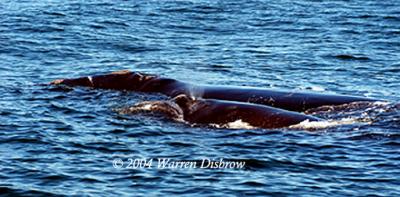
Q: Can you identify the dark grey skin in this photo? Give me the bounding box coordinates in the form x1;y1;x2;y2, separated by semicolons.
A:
172;94;320;129
51;70;379;112
122;94;320;129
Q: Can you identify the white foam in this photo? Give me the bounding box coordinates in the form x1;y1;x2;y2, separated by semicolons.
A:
227;119;256;129
140;103;153;111
372;101;390;106
212;119;256;129
289;118;365;130
311;86;325;92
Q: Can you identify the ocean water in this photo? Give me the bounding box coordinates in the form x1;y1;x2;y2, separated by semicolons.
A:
1;0;400;196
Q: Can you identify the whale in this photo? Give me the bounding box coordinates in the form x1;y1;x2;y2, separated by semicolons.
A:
120;94;321;129
50;70;379;112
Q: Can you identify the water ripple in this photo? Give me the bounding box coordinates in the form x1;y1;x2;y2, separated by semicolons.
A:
1;0;400;196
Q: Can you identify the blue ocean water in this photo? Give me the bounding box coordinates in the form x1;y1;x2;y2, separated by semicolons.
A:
1;0;400;196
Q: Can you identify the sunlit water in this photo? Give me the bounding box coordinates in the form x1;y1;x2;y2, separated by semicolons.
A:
1;0;400;196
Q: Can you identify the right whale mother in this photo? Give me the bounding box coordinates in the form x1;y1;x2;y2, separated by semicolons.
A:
51;70;380;112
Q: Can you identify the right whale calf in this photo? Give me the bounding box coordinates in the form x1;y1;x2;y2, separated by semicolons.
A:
50;70;380;112
123;94;321;129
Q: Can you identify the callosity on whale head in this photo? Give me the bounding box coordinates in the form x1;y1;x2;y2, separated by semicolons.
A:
50;70;157;90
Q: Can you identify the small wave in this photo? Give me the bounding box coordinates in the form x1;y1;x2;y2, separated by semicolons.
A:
0;186;61;197
42;11;66;17
346;133;400;141
16;26;65;33
105;20;130;27
238;180;267;187
333;54;371;61
166;141;196;147
300;85;326;92
89;23;106;29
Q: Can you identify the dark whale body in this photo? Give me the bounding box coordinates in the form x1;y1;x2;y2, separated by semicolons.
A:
51;70;378;112
173;95;320;129
124;94;320;129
